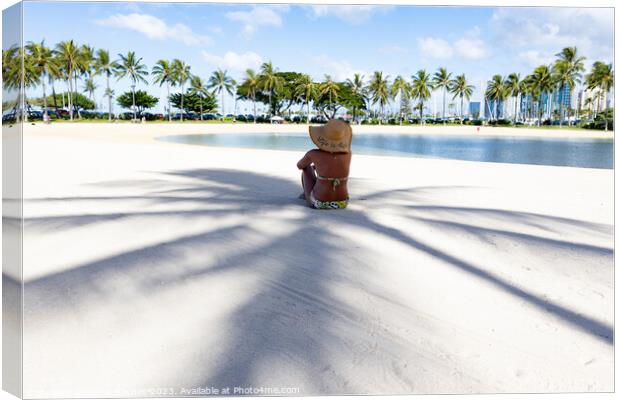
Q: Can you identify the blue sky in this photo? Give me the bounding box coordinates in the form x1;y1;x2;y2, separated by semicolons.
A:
22;1;614;114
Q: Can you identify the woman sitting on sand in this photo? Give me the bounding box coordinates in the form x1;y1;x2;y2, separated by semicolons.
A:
297;119;352;209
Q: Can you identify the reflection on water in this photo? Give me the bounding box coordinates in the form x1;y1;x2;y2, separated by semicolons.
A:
159;133;614;169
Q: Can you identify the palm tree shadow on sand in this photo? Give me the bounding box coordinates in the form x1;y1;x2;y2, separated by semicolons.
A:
20;167;613;393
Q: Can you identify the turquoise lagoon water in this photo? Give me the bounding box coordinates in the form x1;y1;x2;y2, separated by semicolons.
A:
159;132;613;169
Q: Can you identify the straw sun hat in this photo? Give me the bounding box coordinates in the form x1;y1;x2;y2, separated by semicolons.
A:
308;119;353;153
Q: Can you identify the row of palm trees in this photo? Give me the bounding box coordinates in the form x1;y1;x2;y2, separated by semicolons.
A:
4;40;613;127
234;65;475;125
3;39;478;124
4;40;241;122
485;47;614;127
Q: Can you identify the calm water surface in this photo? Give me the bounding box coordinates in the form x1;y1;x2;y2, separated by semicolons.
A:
160;133;613;169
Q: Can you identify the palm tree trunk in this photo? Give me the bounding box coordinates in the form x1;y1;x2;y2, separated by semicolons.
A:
604;90;608;131
107;73;112;121
558;85;563;127
22;91;28;123
513;95;518;124
253;93;257;123
442;88;446;123
460;95;464;124
68;78;73;120
307;101;310;126
399;93;403;126
74;72;81;119
42;74;48;117
200;97;203;120
132;85;136;120
329;92;332;117
221;91;225;117
166;82;171;122
51;81;58;110
180;84;185;122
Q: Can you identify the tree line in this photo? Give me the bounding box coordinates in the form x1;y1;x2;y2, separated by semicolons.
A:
484;47;613;129
2;40;613;128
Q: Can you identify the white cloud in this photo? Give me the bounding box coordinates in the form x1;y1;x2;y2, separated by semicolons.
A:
454;37;489;60
418;26;489;60
490;8;613;62
225;6;284;38
312;55;368;82
309;5;391;25
417;37;453;59
201;51;263;72
96;13;211;46
518;50;555;68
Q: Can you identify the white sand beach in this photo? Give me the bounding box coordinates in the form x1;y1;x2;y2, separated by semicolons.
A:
10;122;613;396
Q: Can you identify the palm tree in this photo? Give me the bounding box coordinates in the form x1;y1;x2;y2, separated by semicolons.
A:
258;61;283;116
208;69;235;118
505;73;524;124
485;74;508;120
47;53;65;111
241;69;260;123
3;47;22;119
78;45;94;81
295;74;318;124
26;40;57;118
231;79;238;117
171;59;191;121
410;69;432;122
449;73;475;124
368;71;390;124
115;51;149;120
586;62;614;131
54;40;80;120
73;44;95;118
345;73;366;123
552;62;575;127
151;59;175;121
22;49;42;120
525;65;555;126
82;77;97;102
189;75;209;120
554;47;585;125
320;75;340;119
582;96;594;120
2;45;20;91
432;67;452;122
391;75;411;125
94;49;118;121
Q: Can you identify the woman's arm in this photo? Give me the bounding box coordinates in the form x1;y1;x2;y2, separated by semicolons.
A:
296;150;314;169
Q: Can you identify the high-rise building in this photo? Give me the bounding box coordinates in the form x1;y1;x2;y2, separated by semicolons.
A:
554;85;571;111
520;94;533;119
580;88;609;114
519;92;554;121
468;102;481;118
484;98;503;119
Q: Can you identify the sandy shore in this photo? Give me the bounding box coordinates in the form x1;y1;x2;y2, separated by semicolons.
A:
12;123;614;396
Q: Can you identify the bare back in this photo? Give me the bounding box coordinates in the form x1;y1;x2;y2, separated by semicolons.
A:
307;149;351;201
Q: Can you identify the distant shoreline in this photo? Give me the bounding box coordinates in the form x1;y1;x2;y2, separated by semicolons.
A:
24;122;614;142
